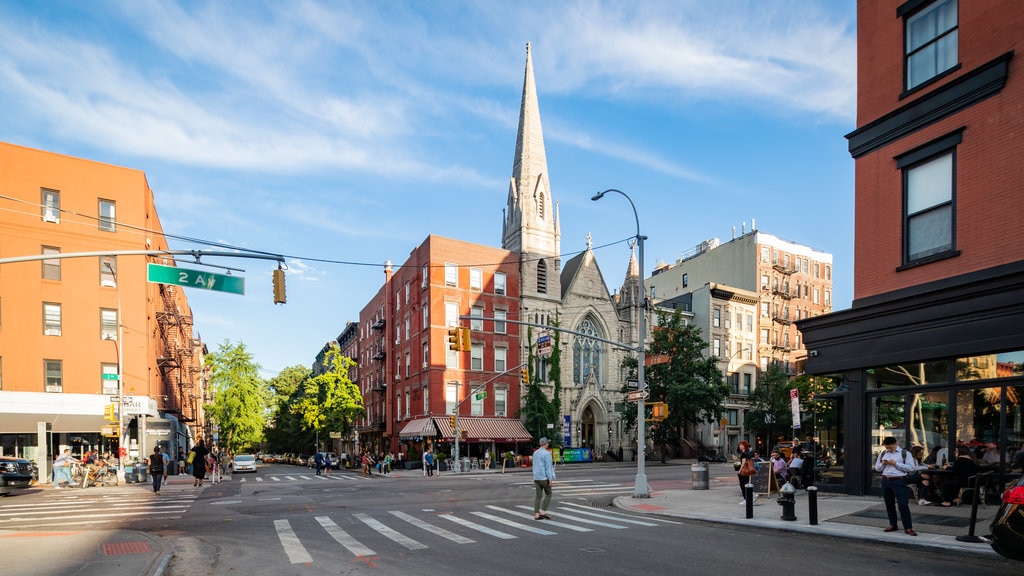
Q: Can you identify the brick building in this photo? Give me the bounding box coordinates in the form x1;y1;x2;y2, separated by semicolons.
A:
798;0;1024;495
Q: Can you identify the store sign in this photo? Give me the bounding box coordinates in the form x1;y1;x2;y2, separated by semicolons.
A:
122;395;158;417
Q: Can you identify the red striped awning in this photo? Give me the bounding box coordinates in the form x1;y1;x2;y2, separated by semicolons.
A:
398;417;437;438
433;417;531;443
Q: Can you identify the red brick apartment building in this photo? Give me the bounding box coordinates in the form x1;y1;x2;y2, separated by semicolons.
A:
0;142;206;480
798;0;1024;495
354;235;530;461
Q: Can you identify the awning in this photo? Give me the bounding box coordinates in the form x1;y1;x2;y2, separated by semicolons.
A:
434;417;531;443
398;417;437;438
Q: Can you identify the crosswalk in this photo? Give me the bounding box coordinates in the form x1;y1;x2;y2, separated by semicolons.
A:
0;489;198;529
272;502;679;564
237;473;372;483
512;478;635;497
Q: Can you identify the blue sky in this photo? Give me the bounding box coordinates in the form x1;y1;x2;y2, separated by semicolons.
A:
0;1;858;376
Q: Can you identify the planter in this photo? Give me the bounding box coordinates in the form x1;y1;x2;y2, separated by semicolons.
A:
437;462;449;472
404;461;422;470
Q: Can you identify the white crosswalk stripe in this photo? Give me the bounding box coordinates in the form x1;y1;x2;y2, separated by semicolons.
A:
513;505;627;528
484;505;593;532
355;512;428;550
438;513;517;539
470;510;556;535
275;519;313;564
316;516;376;557
0;491;197;529
513;478;634;496
389;510;475;544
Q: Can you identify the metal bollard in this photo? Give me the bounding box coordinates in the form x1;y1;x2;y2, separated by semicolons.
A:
745;483;754;519
808;486;818;525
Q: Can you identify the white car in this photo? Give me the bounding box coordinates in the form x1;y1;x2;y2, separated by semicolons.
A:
233;454;257;473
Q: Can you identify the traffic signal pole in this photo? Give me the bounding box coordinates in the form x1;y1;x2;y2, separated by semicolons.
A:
450;363;526;473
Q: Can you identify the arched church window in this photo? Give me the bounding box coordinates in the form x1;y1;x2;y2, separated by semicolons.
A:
572;317;602;386
538;191;545;220
537;260;547;294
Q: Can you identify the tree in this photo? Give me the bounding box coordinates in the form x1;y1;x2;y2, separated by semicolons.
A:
622;308;729;458
291;348;364;452
264;365;313;452
204;340;270;454
745;363;792;450
520;326;562;447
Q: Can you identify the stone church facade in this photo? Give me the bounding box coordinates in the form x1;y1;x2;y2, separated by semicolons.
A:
502;44;639;458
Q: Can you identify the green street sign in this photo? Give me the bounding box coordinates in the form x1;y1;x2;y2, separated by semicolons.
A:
147;263;245;295
474;391;487;401
102;373;119;380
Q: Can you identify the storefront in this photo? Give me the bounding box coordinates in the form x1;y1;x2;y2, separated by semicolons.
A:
398;417;532;468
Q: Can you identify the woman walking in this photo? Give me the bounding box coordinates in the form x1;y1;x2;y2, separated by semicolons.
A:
736;440;758;504
190;438;210;487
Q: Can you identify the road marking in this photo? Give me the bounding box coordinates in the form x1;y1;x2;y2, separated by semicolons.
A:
270;476;281;482
513;505;628;529
300;476;313;480
316;516;376;557
285;476;298;481
389;510;475;544
551;506;658;526
274;519;313;564
438;514;517;539
486;505;592;532
559;502;684;524
354;513;427;550
470;511;556;535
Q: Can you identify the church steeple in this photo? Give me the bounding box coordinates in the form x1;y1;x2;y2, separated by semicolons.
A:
503;42;558;259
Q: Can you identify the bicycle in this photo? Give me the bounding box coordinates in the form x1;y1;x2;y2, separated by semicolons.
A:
70;463;118;487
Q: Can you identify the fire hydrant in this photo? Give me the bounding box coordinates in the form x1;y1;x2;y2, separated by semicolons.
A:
777;481;798;521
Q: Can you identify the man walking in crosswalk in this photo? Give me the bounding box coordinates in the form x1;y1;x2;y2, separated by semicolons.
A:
532;437;556;520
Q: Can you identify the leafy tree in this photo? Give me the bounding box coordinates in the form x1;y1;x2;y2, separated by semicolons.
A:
264;365;313;452
621;308;729;458
204;340;270;454
745;363;792;449
291;348;364;452
520;326;561;447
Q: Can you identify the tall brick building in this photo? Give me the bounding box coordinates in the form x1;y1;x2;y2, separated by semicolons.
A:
798;0;1024;495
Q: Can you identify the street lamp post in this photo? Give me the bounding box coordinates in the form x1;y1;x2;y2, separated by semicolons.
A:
592;189;650;498
103;258;126;481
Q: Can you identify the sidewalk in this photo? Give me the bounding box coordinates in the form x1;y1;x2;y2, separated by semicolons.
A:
612;463;1002;559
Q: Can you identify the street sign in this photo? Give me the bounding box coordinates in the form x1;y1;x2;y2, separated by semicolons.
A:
102;373;119;380
626;389;649;402
474;391;487;401
100;425;118;438
626;379;639;390
109;395;120;403
537;333;552;358
147;263;245;295
644;354;670;366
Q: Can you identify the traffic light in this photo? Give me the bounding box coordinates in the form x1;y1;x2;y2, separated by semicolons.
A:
649;402;669;422
103;404;117;422
458;327;471;351
448;328;460;351
520;368;529;384
273;268;287;304
450;414;457;428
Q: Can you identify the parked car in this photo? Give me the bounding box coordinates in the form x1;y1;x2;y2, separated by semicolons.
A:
0;456;36;495
989;474;1024;561
232;454;258;474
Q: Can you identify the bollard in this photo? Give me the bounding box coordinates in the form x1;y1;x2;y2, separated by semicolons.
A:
690;463;709;490
778;481;797;521
745;483;754;519
808;486;818;525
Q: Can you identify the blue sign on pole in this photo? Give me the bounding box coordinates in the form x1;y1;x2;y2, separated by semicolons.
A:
563;415;571;447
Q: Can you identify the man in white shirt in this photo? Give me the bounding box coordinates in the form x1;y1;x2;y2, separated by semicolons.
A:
873;436;917;536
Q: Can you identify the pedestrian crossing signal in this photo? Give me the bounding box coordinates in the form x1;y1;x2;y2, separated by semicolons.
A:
103;404;117;422
648;402;669;422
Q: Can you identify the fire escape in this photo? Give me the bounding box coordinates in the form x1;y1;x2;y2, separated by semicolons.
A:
763;263;797;374
156;285;198;423
368;317;387;431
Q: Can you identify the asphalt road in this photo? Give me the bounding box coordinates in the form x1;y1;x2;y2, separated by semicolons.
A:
3;464;1021;576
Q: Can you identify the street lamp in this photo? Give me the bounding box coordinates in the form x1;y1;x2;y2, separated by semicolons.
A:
103;258;126;481
592;189;650;498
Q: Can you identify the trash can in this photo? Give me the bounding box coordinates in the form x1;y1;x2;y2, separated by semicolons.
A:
138;462;148;483
691;463;709;490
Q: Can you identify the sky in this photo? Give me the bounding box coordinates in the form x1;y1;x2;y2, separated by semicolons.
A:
0;0;858;377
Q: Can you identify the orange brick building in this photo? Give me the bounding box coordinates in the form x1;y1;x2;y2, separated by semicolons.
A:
355;235;529;462
798;0;1024;495
0;142;206;478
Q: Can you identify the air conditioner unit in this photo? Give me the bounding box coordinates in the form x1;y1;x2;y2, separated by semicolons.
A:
44;328;61;336
101;279;116;288
45;385;62;393
43;212;59;223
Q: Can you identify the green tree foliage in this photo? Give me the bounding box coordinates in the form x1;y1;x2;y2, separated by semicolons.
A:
264;365;313;452
621;309;729;452
291;348;364;451
204;340;270;454
520;326;562;447
745;363;792;447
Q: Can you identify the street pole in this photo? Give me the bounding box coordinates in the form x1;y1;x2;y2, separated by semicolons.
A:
104;259;126;482
592;189;650;498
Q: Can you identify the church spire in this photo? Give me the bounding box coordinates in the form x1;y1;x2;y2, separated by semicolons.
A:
503;42;556;258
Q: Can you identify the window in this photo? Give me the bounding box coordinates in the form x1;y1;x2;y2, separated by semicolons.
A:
98;199;116;232
494;309;506;334
42;189;60;222
404;317;410;341
724;311;731;329
713;308;721;327
495;388;507;417
494;347;507;373
422;342;429;368
901;142;956;263
727;409;738;426
784;254;790;268
422;305;428;329
760;302;769;317
421;264;429;288
572;317;602;386
45;359;63;392
396;392;402;420
494;272;506;295
681;273;688;288
395;290;401;311
760;275;769;290
905;0;958;91
470;268;482;290
536;260;547;294
445;384;457;414
471;390;483;416
43;303;61;336
813;288;820;304
814;263;820;278
712;338;721;357
742;373;752;395
423;386;429;414
100;308;117;340
760;328;769;345
445;301;459;327
470;306;483;331
101;363;118;394
471;344;483;371
745;314;753;332
445;263;457;286
825;290;831;306
42;246;60;280
404;282;410;304
405;352;410;377
760;246;769;263
100;256;117;287
405;390;411;418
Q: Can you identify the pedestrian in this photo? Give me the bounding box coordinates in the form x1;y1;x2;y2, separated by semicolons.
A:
52;448;77;488
177;447;186;476
424;450;434;477
313;451;325;476
736;440;758;504
147;446;168;495
324;453;333;477
484;450;492;471
190;438;210;487
873;436;917;536
532;437;556;520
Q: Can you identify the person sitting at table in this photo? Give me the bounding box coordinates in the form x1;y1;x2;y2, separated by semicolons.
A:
906;445;936;505
939;446;980;507
770;451;788;486
980;442;1003;467
787;451;805;487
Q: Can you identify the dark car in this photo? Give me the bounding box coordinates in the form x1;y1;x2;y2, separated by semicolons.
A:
989;474;1024;561
0;456;36;495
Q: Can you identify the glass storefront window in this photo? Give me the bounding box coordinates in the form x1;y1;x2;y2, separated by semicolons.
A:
866;361;947;388
956;350;1024;381
812;396;844;486
870;394;906;489
908;391;949;464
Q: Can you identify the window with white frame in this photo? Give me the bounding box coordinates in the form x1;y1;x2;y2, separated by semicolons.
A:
422;305;428;329
495;388;507;416
100;256;117;287
405;390;411;418
404;282;410;304
470;267;482;290
445;383;457;413
421;264;429;288
494;271;506;295
760;246;769;263
494;347;506;373
396;392;402;420
471;344;483;371
471;390;483;416
904;0;958;91
760;328;769;345
42;246;60;280
445;263;458;286
760;302;769;317
98;199;116;232
101;363;118;394
445;301;458;327
760;275;769;290
100;308;117;340
470;306;483;331
404;317;410;341
43;303;61;336
900;132;959;263
405;352;410;377
422;342;429;368
446;343;459;369
423;386;429;414
494;309;506;334
712;338;721;357
42;189;60;223
712;308;721;327
45;359;62;392
746;314;753;332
